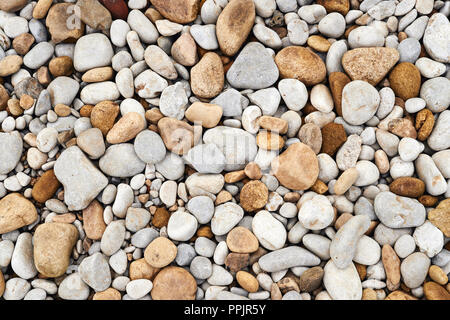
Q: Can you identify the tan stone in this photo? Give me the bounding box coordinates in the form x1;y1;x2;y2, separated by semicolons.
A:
226;226;259;253
298;122;322;154
157;117;194;155
0;84;8;110
389;177;425;198
0;55;23;77
236;271;259;293
225;253;250;272
277;276;300;294
215;190;232;205
93;288;121;300
423;281;450;300
224;170;246;183
275;46;326;86
145;108;164;124
216;0;255;56
145;7;163;23
244;162;262;180
20;94;34;110
49;56;74;77
150;0;200;23
106;112;146;144
385;290;418;300
185;102;223;128
129;258;160;281
299;266;324;292
90;100;120;136
33;0;53;19
271;142;319;191
428;207;450;238
334;168;359;195
240;180;268;212
144;237;177;268
191;52;224;99
82;200;106;240
54;104;71;117
36;66;52;86
0;270;4;298
310;179;328;194
0;193;38;234
362;288;378;300
270;283;282;300
152;207;170;228
33;223;78;278
429;265;448;285
75;0;112;30
258;116;288;134
52;213;76;224
0;0;27;12
388;118;417;139
171;33;198;66
382;244;401;291
46;3;85;44
342;47;399;86
81;67;114;83
256;131;284;150
389;62;421;100
307;35;331;52
317;0;350;15
151;266;197;300
12;33;35;55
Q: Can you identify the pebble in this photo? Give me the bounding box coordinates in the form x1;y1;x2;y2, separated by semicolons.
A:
144;237;177;268
216;0;255;56
54;146;108;211
298;195;334;230
420;77;450;114
258;246;320;272
400;252;430;288
167;210;198;241
0;131;23;175
252;210;286;250
394;234;416;259
186;196;214;224
211;202;244;236
73;33;114;72
415;154;447;196
57;273;89;300
227;42;279;90
323;260;362;300
341;80;380;125
191;52;224;98
423;13;449;63
151;266;197;300
101;221;126;256
413;221;444;258
100;144;146;178
79;252;112;292
415;57;446;78
0;193;37;234
278;79;308;111
275;46;326;86
3;278;30;300
271;143;319;191
348;26;384;48
33;222;78;277
374;191;426;228
126;279;153;299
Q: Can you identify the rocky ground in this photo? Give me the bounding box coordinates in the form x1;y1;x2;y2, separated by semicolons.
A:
0;0;449;301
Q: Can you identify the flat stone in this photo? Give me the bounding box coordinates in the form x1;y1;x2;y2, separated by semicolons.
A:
190;52;224;99
258;246;320;272
99;143;146;178
79;252;111;292
226;42;279;90
341;80;380;125
73;33;113;72
54;146;108;211
342;47;399;86
323;260;362;300
0;193;37;234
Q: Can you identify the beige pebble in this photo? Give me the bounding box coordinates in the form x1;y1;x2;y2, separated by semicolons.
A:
144;237;177;268
106;112;146;144
334;167;359;195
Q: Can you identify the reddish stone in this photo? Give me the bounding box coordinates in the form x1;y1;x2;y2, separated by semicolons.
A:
99;0;128;20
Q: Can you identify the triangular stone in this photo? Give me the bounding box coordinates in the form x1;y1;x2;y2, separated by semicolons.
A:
342;47;400;86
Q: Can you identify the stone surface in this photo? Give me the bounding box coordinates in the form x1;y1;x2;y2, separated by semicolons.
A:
33;223;78;277
271;143;319;191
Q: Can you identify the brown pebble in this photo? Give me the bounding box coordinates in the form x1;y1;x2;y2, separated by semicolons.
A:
389;62;421;101
389;177;425;198
317;0;350;15
49;56;74;77
423;281;450;300
52;213;76;224
415;108;435;141
79;105;94;117
329;72;351;116
31;169;61;203
215;190;232;205
298;122;322;154
277;276;299;294
36;66;52;86
258;116;289;134
299;266;324;292
385;290;417;300
225;253;250;272
307;35;331;52
224;170;246;183
320;122;347;155
335;213;353;229
151;266;197;300
129;258;160;281
0;270;4;298
54;104;71;117
275;46;327;86
418;195;438;207
190;52;224;99
256;130;284;150
429;265;448;285
362;288;378;300
90;100;120;136
145;108;164;124
19;94;34;110
12;33;35;55
270;283;282;300
354;263;366;281
239;180;268;212
152;207;170;228
310;179;328;194
388;118;417;139
82;200;106;240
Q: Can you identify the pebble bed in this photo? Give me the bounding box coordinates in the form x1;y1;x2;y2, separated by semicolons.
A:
0;0;449;301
